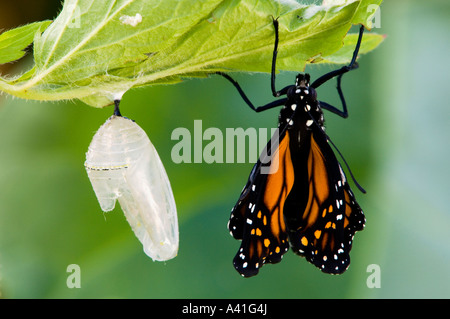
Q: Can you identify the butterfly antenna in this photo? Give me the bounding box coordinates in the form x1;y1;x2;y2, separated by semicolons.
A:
326;135;366;194
308;113;366;194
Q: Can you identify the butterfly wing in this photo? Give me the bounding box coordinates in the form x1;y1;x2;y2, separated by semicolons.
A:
228;129;294;277
285;127;365;274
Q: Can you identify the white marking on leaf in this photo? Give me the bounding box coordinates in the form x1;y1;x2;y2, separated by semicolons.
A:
119;13;143;27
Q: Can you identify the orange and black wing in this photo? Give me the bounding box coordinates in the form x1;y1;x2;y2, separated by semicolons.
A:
285;128;365;274
228;129;294;277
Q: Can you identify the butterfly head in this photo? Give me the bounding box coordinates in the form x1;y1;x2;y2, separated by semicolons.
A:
292;73;317;102
295;73;310;87
282;73;322;130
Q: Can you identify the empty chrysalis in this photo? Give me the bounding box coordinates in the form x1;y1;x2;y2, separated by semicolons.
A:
85;100;178;261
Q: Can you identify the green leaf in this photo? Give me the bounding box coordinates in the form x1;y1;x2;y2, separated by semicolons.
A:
0;21;52;65
0;0;383;108
310;33;385;64
352;0;383;28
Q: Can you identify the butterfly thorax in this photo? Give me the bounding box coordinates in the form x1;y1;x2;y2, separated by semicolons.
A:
278;74;325;136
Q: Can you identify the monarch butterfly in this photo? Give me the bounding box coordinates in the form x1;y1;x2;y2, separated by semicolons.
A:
217;19;366;277
85;101;179;261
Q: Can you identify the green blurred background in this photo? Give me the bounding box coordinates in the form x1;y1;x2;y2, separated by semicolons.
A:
0;0;448;299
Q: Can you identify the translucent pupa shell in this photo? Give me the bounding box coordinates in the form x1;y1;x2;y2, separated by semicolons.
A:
85;115;178;261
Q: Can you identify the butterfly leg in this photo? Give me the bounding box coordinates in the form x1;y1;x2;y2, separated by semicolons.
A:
311;26;364;89
270;17;290;98
311;25;365;118
215;17;292;112
216;72;288;112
